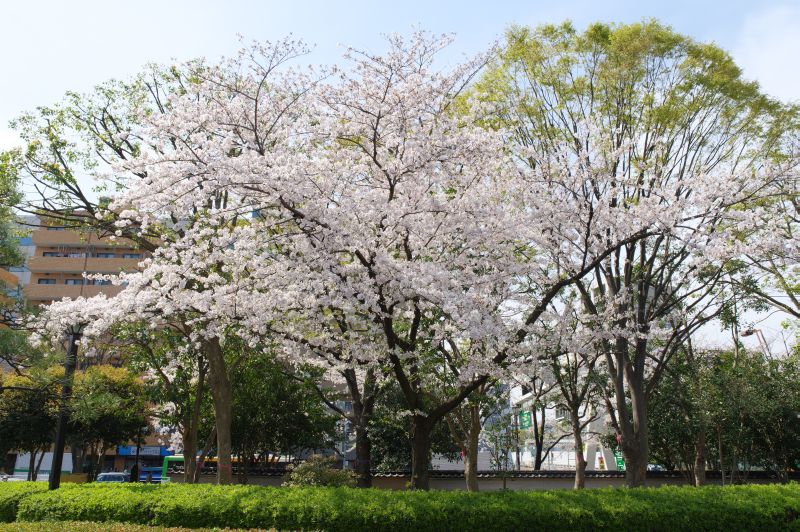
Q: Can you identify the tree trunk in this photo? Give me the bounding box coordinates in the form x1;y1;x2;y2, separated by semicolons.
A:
27;450;36;481
465;405;480;492
354;423;372;488
183;355;206;484
34;449;46;481
622;438;648;488
182;426;198;484
194;427;216;483
343;368;377;489
693;426;706;487
572;421;586;490
205;338;233;485
409;415;431;490
614;338;649;488
70;442;84;475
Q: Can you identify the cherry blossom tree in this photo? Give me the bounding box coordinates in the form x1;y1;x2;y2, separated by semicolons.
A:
31;32;672;490
31;28;797;493
480;21;798;486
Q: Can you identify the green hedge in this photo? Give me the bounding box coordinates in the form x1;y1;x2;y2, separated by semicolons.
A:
2;482;799;531
0;522;217;531
0;482;46;522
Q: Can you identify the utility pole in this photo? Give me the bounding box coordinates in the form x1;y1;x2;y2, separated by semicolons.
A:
513;408;521;471
49;325;84;490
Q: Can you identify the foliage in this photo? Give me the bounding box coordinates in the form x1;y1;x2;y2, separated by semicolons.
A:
368;383;460;472
3;482;799;530
0;151;23;270
649;349;800;480
473;19;799;484
484;412;516;472
111;322;213;480
230;348;336;477
0;482;45;522
68;365;150;477
22;27;800;490
0;522;221;531
0;372;58;477
281;455;357;488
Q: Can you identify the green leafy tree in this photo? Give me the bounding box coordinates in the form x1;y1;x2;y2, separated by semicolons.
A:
229;348;336;484
476;20;796;486
111;322;212;483
369;382;459;473
650;348;800;484
0;371;58;479
68;365;149;479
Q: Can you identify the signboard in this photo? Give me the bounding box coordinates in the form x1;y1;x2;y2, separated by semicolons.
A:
518;410;533;430
117;445;174;457
613;450;626;471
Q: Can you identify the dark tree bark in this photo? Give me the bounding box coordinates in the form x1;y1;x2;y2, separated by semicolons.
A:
204;338;233;485
572;422;587;489
343;368;378;489
409;415;432;490
693;426;707;487
182;355;206;484
354;425;372;488
464;405;480;492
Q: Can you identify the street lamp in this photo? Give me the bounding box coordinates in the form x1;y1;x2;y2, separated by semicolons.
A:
741;328;773;358
49;323;85;490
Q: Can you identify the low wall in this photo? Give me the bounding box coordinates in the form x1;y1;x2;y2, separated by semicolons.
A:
169;470;798;490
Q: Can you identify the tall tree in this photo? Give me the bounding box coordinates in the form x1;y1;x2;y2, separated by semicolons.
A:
479;20;796;486
68;365;149;479
0;371;58;480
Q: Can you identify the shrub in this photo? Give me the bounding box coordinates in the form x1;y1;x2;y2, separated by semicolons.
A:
281;455;358;488
0;482;46;522
0;522;215;531
3;481;800;531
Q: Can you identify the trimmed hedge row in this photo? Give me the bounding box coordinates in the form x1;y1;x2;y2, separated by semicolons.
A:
0;522;218;531
2;482;799;531
0;482;46;522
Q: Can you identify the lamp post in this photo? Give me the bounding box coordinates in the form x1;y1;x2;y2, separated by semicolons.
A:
741;328;773;358
49;323;85;490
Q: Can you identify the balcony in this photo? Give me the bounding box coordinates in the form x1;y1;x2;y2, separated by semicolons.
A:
30;229;140;249
27;256;141;274
23;283;123;302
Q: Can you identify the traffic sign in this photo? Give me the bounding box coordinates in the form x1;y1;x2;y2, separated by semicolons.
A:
518;410;532;429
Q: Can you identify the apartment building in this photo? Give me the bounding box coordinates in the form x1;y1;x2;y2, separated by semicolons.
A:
18;216;144;305
5;216;171;479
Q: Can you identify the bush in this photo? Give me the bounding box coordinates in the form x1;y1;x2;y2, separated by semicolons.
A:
0;482;45;522
0;522;216;531
3;481;800;531
282;455;357;488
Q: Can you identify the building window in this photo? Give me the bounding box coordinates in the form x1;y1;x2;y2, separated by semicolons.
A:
45;227;65;231
67;252;85;258
95;253;116;258
65;279;85;285
122;253;141;259
91;279;112;285
43;252;63;257
555;405;571;421
37;279;56;285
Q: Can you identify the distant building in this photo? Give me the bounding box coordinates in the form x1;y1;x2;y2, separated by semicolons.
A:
3;215;169;480
16;216;144;306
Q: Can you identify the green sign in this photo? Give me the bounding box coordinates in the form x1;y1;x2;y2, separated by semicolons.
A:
518;410;532;430
613;450;626;471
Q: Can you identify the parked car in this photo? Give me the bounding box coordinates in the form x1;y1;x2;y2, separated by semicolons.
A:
95;472;130;483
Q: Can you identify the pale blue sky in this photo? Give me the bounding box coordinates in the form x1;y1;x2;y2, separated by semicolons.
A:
1;0;799;147
1;0;797;350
